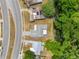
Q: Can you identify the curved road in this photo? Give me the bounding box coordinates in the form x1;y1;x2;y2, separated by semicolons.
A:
0;0;10;59
9;0;22;59
0;0;22;59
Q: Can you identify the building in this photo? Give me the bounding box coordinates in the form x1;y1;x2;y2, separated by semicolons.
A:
23;24;48;38
25;0;45;21
22;40;43;55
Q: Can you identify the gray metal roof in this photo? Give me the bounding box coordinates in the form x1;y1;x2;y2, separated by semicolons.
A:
30;25;47;37
23;25;48;37
23;40;43;55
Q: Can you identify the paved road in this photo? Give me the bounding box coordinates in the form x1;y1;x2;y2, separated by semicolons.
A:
9;0;22;59
0;0;10;59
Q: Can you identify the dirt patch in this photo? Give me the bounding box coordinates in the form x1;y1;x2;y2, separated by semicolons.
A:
22;11;30;31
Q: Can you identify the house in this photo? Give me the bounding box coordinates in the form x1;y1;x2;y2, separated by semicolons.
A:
22;40;52;59
30;7;45;21
22;40;43;55
25;0;45;21
23;24;48;38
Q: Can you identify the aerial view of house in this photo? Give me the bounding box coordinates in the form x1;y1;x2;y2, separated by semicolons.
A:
0;0;79;59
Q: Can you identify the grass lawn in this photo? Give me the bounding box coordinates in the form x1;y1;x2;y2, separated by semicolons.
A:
6;10;15;59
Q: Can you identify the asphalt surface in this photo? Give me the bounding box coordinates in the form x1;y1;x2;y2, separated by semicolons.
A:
0;0;10;59
9;0;22;59
0;0;22;59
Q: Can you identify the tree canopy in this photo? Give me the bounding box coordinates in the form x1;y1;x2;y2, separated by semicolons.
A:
45;0;79;59
23;50;36;59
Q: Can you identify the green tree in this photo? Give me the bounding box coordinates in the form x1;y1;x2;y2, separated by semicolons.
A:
42;0;55;17
55;0;79;14
45;39;79;59
23;50;36;59
45;0;79;59
45;40;71;59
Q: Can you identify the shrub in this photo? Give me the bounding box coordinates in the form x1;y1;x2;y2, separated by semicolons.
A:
42;0;55;18
23;50;36;59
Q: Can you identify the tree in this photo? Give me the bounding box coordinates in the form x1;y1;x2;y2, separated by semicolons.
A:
23;50;36;59
45;40;71;59
71;12;79;23
45;39;79;59
55;0;79;14
42;0;55;18
45;0;79;59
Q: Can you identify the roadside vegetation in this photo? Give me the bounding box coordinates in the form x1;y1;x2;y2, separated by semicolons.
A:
23;50;36;59
44;0;79;59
